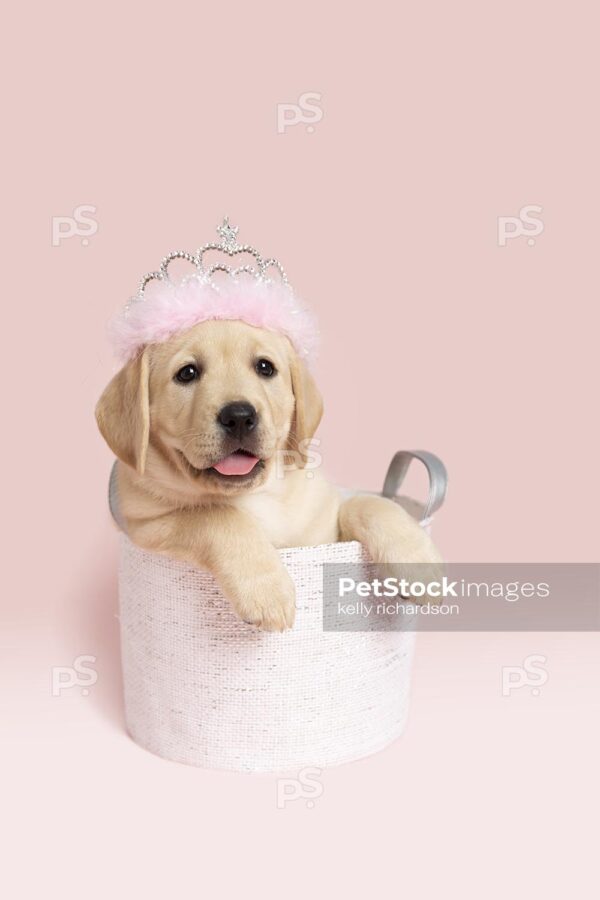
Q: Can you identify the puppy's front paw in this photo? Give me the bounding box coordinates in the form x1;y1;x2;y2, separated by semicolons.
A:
382;560;445;603
376;537;444;604
229;568;296;632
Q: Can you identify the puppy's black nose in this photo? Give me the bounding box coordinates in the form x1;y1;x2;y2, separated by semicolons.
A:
218;402;258;439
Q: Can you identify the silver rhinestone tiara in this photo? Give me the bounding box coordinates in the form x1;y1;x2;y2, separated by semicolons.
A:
133;217;290;301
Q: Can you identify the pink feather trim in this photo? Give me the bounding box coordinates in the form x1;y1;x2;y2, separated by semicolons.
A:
109;279;319;365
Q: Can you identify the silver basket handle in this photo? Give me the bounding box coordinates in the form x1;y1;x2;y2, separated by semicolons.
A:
382;450;448;520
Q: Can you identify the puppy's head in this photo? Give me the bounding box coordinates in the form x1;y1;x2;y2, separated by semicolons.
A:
96;319;322;495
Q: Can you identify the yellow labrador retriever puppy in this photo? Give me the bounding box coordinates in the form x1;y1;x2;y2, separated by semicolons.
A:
97;317;441;631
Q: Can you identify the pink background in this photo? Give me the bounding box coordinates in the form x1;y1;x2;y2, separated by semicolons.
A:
3;1;598;898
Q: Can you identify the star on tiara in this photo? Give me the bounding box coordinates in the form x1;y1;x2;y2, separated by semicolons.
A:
135;217;290;300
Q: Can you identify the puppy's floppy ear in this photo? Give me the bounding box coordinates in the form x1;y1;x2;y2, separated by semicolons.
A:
288;351;323;468
95;349;150;475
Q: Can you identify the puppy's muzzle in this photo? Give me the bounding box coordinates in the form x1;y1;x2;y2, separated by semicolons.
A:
218;402;258;441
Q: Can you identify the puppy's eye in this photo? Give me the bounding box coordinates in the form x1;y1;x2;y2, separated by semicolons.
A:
255;358;276;377
175;364;200;384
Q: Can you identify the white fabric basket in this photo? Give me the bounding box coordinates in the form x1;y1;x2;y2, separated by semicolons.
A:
115;451;447;773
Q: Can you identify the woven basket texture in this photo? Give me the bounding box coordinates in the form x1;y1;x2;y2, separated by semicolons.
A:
119;534;416;773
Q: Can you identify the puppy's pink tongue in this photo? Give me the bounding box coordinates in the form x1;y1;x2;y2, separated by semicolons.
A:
213;453;259;476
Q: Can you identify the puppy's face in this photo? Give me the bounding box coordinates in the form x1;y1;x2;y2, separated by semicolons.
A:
148;320;298;493
96;319;322;496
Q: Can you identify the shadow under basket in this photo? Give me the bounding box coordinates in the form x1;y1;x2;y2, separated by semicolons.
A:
113;450;448;773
